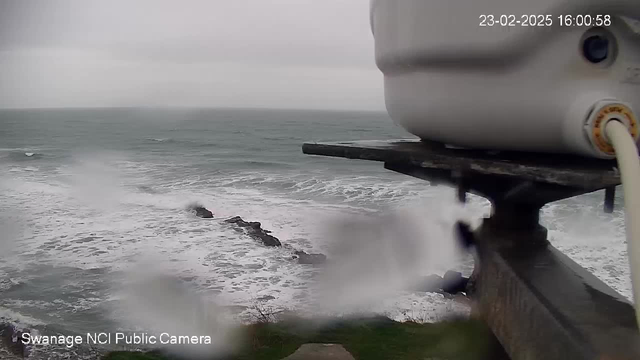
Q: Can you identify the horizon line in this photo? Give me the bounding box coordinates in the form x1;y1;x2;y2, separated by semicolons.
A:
0;105;388;113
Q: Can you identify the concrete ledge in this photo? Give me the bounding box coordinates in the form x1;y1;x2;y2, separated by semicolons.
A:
281;344;355;360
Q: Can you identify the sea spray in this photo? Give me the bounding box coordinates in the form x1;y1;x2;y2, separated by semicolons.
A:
67;151;128;213
311;197;468;315
114;261;240;359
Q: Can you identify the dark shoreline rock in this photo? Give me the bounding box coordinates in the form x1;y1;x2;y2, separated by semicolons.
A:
187;203;213;218
191;211;329;262
224;216;282;247
442;270;468;295
413;271;469;295
413;274;445;293
0;323;28;358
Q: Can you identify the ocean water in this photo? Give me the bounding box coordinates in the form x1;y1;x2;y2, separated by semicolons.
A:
0;108;632;357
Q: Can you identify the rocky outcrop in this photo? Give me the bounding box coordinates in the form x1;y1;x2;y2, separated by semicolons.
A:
442;270;468;295
190;211;328;261
221;217;327;263
294;251;327;265
413;274;445;293
187;203;213;218
414;271;469;295
224;216;282;247
0;323;28;358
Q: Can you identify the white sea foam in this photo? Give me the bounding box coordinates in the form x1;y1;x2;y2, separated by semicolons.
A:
193;171;427;205
0;308;46;327
66;152;128;213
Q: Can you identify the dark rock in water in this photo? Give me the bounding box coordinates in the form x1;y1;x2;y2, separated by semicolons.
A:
224;216;282;247
412;272;469;295
251;232;281;247
0;323;28;358
187;203;213;218
294;251;327;265
195;207;214;219
224;216;244;225
257;295;276;301
414;274;445;292
442;270;469;294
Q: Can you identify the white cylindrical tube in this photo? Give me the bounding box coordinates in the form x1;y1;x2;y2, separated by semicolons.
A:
605;120;640;328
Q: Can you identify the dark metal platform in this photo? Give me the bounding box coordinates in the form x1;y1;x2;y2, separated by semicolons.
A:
303;139;619;187
303;139;621;210
302;139;640;360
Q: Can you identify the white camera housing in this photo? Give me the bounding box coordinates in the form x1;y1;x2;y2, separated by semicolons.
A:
371;0;640;158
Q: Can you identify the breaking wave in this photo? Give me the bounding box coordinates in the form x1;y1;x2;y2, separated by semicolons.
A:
1;150;45;162
146;138;173;143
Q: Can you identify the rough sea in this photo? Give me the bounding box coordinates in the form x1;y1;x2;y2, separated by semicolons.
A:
0;108;632;358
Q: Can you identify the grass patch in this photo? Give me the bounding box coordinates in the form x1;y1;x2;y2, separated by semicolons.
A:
104;317;499;360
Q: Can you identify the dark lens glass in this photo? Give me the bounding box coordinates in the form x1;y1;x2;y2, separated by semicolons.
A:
583;35;609;63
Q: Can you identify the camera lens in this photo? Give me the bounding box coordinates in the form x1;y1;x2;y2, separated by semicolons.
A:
582;35;609;64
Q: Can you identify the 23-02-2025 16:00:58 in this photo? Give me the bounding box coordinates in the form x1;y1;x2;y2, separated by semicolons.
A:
479;14;612;27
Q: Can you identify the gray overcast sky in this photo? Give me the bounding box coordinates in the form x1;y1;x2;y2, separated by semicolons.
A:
0;0;385;110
